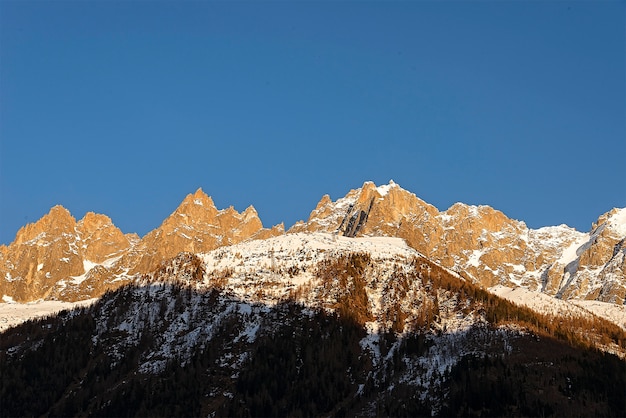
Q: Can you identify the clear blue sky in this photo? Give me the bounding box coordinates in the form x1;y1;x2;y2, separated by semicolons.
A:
1;1;624;244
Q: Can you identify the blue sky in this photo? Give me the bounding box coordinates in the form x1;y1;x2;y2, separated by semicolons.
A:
1;1;624;244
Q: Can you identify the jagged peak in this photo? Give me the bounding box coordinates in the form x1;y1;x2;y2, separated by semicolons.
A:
48;204;74;219
242;205;258;218
312;194;332;213
221;205;238;215
361;180;377;191
175;189;217;213
375;179;398;197
594;207;626;237
357;180;430;207
318;194;332;205
78;211;114;227
9;205;77;246
442;202;522;231
272;222;285;232
445;201;509;216
37;204;76;228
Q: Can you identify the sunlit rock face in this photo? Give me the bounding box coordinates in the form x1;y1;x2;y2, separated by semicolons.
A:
1;182;623;305
0;189;282;302
117;188;281;276
291;181;625;303
77;212;132;263
0;206;131;302
556;208;626;303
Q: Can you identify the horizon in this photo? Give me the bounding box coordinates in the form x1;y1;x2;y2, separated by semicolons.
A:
1;1;624;245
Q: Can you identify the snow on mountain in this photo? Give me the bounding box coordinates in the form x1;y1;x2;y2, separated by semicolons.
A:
2;228;625;417
1;181;624;339
490;285;626;331
80;233;490;392
293;180;626;305
78;232;626;359
607;207;626;236
0;298;97;332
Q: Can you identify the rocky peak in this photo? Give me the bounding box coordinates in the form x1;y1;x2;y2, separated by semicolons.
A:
77;212;132;264
443;203;517;231
242;205;259;221
116;190;279;276
0;206;83;302
595;208;626;238
172;188;219;220
12;205;77;246
289;181;626;303
559;207;626;303
289;180;439;238
0;206;137;302
0;189;285;302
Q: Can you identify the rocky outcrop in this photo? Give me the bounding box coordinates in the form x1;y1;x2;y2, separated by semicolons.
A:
77;213;132;263
0;206;132;302
291;181;625;304
117;189;281;275
0;189;282;302
554;208;626;303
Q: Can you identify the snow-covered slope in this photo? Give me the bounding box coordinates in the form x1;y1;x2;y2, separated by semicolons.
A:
4;232;625;339
489;285;626;331
0;298;96;332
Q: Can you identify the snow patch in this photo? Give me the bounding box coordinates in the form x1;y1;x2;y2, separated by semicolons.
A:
607;207;626;237
558;234;590;267
467;250;483;267
0;299;97;332
376;180;396;197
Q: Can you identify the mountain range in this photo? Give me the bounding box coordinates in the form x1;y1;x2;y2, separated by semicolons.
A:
1;181;625;416
2;181;625;309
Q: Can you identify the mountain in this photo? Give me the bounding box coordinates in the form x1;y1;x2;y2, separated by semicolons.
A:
2;233;625;416
111;188;283;276
291;181;626;305
0;189;282;302
0;207;135;302
2;189;625;416
1;181;624;322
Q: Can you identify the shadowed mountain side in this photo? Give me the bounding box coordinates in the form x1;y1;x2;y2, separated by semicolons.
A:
1;275;624;417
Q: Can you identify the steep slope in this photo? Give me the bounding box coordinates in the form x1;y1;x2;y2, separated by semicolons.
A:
291;181;625;304
551;207;626;303
2;234;624;417
0;207;133;302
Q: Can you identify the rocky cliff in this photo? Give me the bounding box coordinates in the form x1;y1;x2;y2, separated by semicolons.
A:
289;181;626;304
0;189;282;302
0;207;133;302
115;188;282;276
